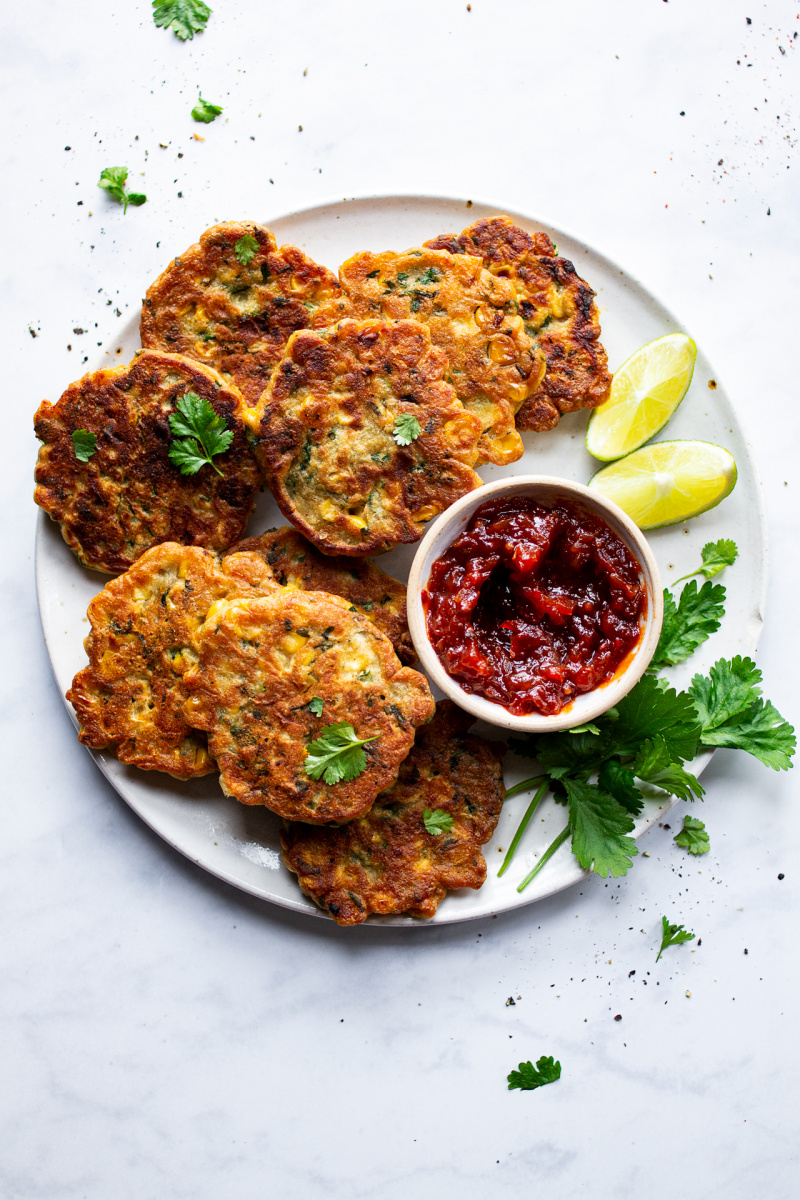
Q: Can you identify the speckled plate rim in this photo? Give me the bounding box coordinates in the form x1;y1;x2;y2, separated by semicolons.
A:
35;192;769;928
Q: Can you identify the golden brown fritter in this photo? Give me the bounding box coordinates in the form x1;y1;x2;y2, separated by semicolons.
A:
228;526;416;665
280;700;505;925
426;216;612;432
66;543;275;779
140;221;342;407
313;246;545;466
33;350;263;575
250;319;483;557
183;589;435;824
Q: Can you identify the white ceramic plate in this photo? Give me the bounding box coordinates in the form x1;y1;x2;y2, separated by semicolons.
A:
36;195;768;926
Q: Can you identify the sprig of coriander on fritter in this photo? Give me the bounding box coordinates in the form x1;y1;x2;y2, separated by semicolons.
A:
97;167;147;214
167;393;233;476
507;1056;561;1092
308;697;324;717
71;430;97;462
304;723;379;786
152;0;211;40
423;808;454;836
393;414;421;446
674;815;710;855
192;95;222;123
656;916;695;961
674;538;738;584
234;234;259;266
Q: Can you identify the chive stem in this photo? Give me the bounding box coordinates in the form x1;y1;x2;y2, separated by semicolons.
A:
504;774;547;801
516;825;570;893
497;778;549;877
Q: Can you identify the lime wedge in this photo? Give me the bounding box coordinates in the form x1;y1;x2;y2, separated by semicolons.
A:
586;333;697;461
588;440;737;529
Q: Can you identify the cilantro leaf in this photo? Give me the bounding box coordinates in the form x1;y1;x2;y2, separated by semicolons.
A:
610;675;701;762
656;915;695;961
234;233;259;266
97;167;147;214
690;657;796;770
598;758;643;815
304;722;378;785
632;735;705;801
71;429;97;462
152;0;211;40
393;413;422;446
308;697;324;717
565;779;638;878
650;580;726;670
674;815;710;856
674;539;738;584
507;1056;561;1092
534;731;607;781
167;392;234;476
423;808;454;836
192;95;223;123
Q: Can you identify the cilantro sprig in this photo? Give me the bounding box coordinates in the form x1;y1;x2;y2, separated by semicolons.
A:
674;539;738;584
234;234;259;266
152;0;211;40
308;697;324;717
423;808;454;836
167;393;234;476
304;723;379;785
650;580;725;670
507;1056;561;1092
656;916;695;961
97;167;147;214
393;413;421;446
674;815;710;855
192;95;223;123
71;429;97;462
690;656;796;770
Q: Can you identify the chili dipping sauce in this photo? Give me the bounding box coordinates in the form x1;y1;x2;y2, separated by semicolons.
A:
423;495;647;717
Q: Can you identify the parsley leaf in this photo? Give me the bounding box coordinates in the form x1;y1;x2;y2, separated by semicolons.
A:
71;429;97;462
674;539;739;584
690;657;796;770
650;580;726;670
393;413;422;446
167;392;234;476
565;779;638;878
234;233;259;266
656;915;695;961
304;722;378;785
192;95;222;123
152;0;211;40
423;808;454;836
507;1056;561;1092
97;167;147;214
632;735;704;801
308;697;324;717
674;814;710;855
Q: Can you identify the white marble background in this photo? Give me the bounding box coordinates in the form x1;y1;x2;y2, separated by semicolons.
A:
2;1;799;1196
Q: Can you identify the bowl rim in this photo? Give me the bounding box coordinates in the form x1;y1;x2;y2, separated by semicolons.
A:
406;475;664;733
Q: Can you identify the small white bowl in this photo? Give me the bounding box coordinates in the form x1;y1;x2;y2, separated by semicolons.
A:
407;476;663;733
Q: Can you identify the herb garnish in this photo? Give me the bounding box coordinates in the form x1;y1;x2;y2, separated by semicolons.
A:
308;697;324;717
304;723;378;785
393;414;421;446
234;234;259;266
152;0;211;40
192;95;223;123
674;814;710;855
689;656;796;769
71;429;97;462
674;538;738;583
167;393;233;476
650;580;726;670
656;916;695;961
423;808;454;836
97;167;147;214
507;1056;561;1092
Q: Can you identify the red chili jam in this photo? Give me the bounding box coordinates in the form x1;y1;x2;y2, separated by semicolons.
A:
424;495;646;717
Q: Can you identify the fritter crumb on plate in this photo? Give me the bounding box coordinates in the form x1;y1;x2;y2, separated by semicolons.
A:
313;246;545;466
228;525;416;664
34;350;263;575
425;215;612;432
140;221;342;407
280;700;505;925
250;318;483;556
183;589;435;823
67;543;275;779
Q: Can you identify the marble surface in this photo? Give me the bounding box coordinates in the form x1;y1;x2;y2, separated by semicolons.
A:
2;1;799;1196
